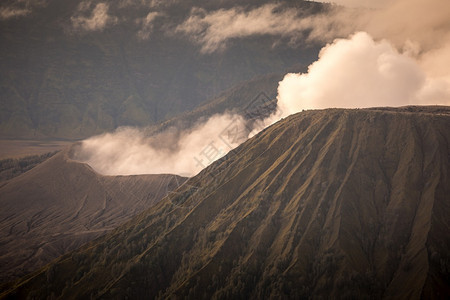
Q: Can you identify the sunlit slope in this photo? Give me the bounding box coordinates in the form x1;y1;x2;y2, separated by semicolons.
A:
4;107;449;299
0;148;186;282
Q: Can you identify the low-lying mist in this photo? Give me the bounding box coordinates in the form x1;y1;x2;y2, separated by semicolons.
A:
74;113;249;176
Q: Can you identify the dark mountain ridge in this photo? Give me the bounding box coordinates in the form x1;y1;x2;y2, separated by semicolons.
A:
2;106;450;299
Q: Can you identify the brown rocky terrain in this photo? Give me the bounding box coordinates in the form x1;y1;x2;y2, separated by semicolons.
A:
0;147;186;283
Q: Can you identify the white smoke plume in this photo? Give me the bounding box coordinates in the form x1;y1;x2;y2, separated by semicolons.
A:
76;0;449;177
258;0;450;124
75;113;248;176
272;32;450;119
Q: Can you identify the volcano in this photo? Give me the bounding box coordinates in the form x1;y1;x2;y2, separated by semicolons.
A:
3;107;450;299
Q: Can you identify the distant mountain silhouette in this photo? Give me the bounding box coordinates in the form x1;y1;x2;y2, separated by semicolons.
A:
0;0;322;139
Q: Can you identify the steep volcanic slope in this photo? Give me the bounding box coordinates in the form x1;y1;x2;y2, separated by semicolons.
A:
0;148;186;283
3;107;449;299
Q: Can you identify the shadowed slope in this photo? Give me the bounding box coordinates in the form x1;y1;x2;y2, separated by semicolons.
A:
3;107;449;299
0;148;186;283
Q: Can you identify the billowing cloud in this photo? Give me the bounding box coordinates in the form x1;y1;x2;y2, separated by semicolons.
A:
266;0;450;118
137;11;161;40
74;113;249;176
177;0;450;57
0;0;47;20
0;7;31;20
175;4;348;53
72;2;117;31
274;32;449;118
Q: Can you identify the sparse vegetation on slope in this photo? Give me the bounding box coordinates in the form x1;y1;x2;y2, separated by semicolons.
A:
3;107;449;299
